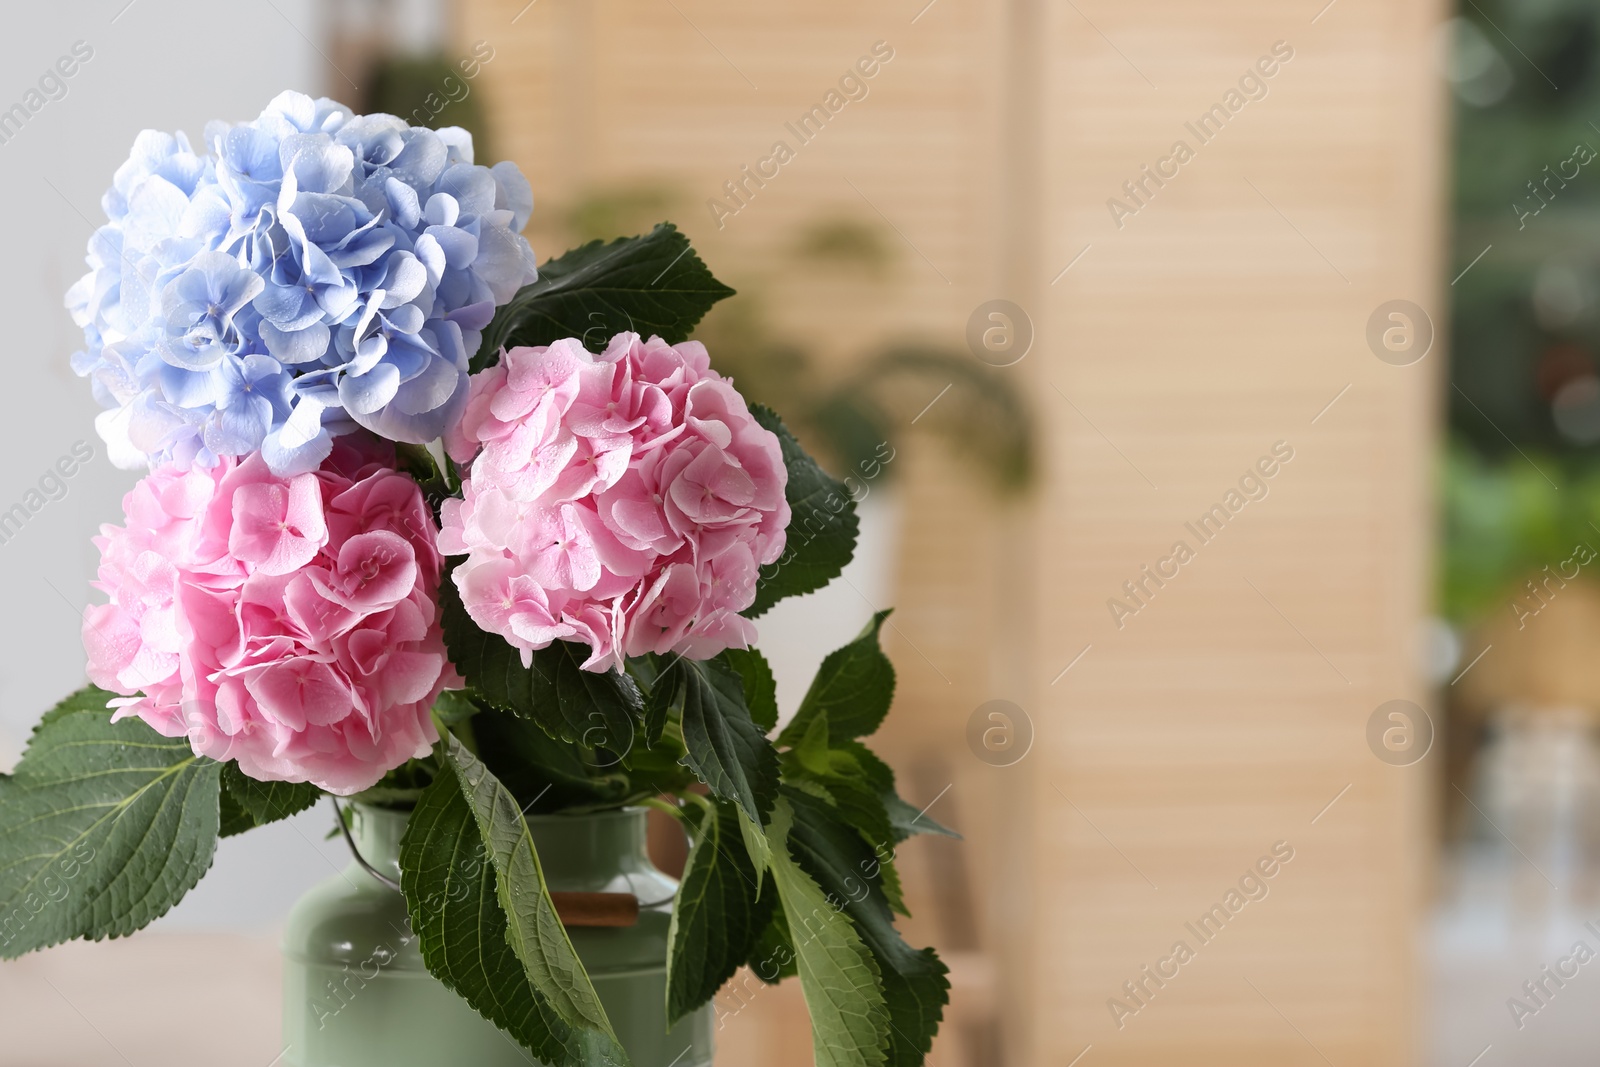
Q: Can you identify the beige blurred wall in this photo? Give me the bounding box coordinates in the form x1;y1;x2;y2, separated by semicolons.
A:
453;0;1447;1063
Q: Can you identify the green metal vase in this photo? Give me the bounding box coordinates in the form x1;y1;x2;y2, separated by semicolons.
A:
282;805;713;1067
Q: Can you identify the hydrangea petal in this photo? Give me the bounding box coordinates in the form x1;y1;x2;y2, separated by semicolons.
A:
441;333;790;672
83;445;453;794
69;93;539;474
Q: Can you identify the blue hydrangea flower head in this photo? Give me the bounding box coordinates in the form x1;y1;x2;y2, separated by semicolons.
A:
68;90;538;474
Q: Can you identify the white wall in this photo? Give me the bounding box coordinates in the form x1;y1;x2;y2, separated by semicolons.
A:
0;0;353;931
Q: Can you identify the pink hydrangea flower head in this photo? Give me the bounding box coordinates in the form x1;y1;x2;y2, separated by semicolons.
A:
440;333;789;671
83;438;456;794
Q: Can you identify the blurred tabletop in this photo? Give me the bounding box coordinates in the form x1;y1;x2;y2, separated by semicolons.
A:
0;934;284;1066
0;934;991;1067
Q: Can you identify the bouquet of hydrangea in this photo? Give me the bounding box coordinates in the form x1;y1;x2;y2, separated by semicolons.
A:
0;92;950;1067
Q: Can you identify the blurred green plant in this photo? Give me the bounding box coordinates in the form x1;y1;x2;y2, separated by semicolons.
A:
791;217;894;273
1450;0;1600;458
565;185;684;244
701;298;1034;494
1438;440;1600;623
1441;0;1600;627
364;53;493;158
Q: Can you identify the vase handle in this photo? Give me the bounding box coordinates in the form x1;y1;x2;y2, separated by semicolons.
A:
330;797;405;892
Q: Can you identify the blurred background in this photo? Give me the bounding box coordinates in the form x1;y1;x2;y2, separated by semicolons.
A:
14;0;1600;1064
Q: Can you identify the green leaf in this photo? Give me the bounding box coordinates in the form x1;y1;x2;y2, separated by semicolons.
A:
218;764;321;837
476;223;736;371
402;768;624;1067
472;704;632;814
766;797;890;1067
793;714;834;775
442;576;643;757
789;747;890;865
747;407;860;618
440;736;625;1059
218;786;256;839
721;647;778;733
348;757;441;809
641;657;684;749
780;611;895;746
665;798;773;1025
785;789;948;1067
746;895;799;985
433;689;483;727
617;720;698;800
678;656;780;826
874;844;909;920
0;687;222;957
883;791;959;843
394;441;443;484
779;721;903;914
842;742;959;843
784;728;955;917
737;804;773;876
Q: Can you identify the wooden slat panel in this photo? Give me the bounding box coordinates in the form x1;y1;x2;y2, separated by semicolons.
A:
1026;0;1443;1062
453;0;1445;1062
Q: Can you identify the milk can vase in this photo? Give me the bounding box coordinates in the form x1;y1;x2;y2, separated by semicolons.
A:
282;804;714;1067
